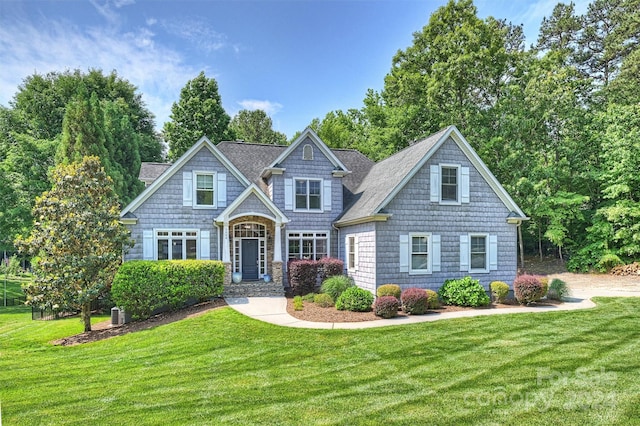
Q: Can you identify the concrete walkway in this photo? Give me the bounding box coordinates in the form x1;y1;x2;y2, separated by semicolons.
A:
225;283;639;329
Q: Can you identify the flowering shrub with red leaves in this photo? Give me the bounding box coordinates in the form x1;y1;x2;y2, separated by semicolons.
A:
401;287;428;315
514;274;545;304
373;295;400;318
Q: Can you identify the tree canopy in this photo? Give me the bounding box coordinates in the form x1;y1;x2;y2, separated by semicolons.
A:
229;109;287;145
163;71;233;160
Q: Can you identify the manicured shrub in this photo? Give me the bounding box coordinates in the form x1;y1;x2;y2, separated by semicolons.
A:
321;275;354;301
335;287;374;312
425;289;440;309
313;293;334;307
401;288;428;315
547;278;569;301
293;295;304;311
438;277;490;307
112;260;224;320
539;277;549;298
373;295;400;318
287;260;319;295
377;284;401;300
318;257;344;282
302;292;316;302
513;274;545;304
490;281;510;303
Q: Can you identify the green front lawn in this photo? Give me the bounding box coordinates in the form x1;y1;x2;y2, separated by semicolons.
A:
1;297;639;425
1;273;29;305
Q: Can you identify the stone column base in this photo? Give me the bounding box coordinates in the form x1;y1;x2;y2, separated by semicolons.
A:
223;262;232;287
272;261;283;286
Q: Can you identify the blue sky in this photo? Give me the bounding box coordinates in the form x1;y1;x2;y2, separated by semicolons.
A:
0;0;589;139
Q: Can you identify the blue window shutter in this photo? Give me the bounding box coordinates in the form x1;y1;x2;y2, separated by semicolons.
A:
461;166;470;203
143;230;153;260
217;173;227;208
354;236;359;271
460;234;469;271
432;234;441;272
489;234;498;271
284;178;293;210
323;179;332;211
200;230;211;260
430;165;439;202
399;234;409;273
183;171;193;206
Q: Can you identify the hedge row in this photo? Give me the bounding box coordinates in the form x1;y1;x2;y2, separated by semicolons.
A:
111;260;225;320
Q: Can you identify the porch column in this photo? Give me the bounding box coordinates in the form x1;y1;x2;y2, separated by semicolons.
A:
222;220;230;263
273;220;282;262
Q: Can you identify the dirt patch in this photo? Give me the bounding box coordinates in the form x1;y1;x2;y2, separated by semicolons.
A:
52;298;227;346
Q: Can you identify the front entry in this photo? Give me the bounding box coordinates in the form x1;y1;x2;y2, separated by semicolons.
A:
241;239;259;280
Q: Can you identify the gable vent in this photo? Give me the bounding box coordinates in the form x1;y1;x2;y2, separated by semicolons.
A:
303;144;313;160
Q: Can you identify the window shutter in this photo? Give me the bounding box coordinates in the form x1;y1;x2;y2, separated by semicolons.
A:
460;234;469;271
323;179;332;211
430;165;439;202
489;234;498;271
284;178;293;210
200;230;210;260
183;171;193;206
143;230;153;260
461;166;470;203
432;234;441;272
345;235;350;268
399;234;409;273
217;173;227;208
354;236;359;271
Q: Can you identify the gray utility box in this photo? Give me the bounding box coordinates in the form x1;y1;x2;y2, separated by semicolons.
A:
110;307;127;326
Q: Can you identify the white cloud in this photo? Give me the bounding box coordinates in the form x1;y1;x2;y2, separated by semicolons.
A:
0;17;200;129
237;100;283;116
160;18;228;53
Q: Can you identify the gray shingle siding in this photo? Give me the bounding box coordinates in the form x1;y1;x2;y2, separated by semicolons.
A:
374;137;518;291
124;147;246;261
276;137;344;259
341;222;377;294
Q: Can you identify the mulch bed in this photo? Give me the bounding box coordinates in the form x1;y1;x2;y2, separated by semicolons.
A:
51;298;227;347
285;297;562;323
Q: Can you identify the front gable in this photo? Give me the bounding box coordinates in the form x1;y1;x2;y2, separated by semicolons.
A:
121;137;250;218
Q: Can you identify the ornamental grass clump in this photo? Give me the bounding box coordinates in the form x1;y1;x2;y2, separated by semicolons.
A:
376;284;401;300
490;281;510;303
438;276;490;307
321;275;354;301
401;288;428;315
514;274;545;305
335;287;373;312
547;278;569;301
373;295;400;318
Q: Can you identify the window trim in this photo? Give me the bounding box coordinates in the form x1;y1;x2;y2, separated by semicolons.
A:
193;171;216;209
155;229;199;260
293;177;324;213
409;232;431;275
469;233;489;273
440;164;460;205
287;231;330;261
347;235;357;272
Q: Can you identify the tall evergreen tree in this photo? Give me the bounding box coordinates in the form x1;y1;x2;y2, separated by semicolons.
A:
163;71;232;160
229;109;287;145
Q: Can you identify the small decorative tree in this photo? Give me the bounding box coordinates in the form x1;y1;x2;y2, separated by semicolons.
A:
16;156;133;331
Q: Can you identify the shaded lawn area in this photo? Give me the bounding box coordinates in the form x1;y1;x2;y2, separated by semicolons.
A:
1;273;29;303
1;298;639;425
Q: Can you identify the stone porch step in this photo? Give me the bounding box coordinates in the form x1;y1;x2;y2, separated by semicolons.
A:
223;281;285;298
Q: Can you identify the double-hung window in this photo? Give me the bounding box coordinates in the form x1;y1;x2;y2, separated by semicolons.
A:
288;232;328;260
470;235;487;271
295;179;322;211
410;233;430;273
195;172;215;207
441;166;458;202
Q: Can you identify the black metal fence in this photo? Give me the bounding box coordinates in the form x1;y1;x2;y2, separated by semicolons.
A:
31;298;113;321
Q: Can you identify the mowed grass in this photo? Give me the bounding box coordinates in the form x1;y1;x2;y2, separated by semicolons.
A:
1;297;639;425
